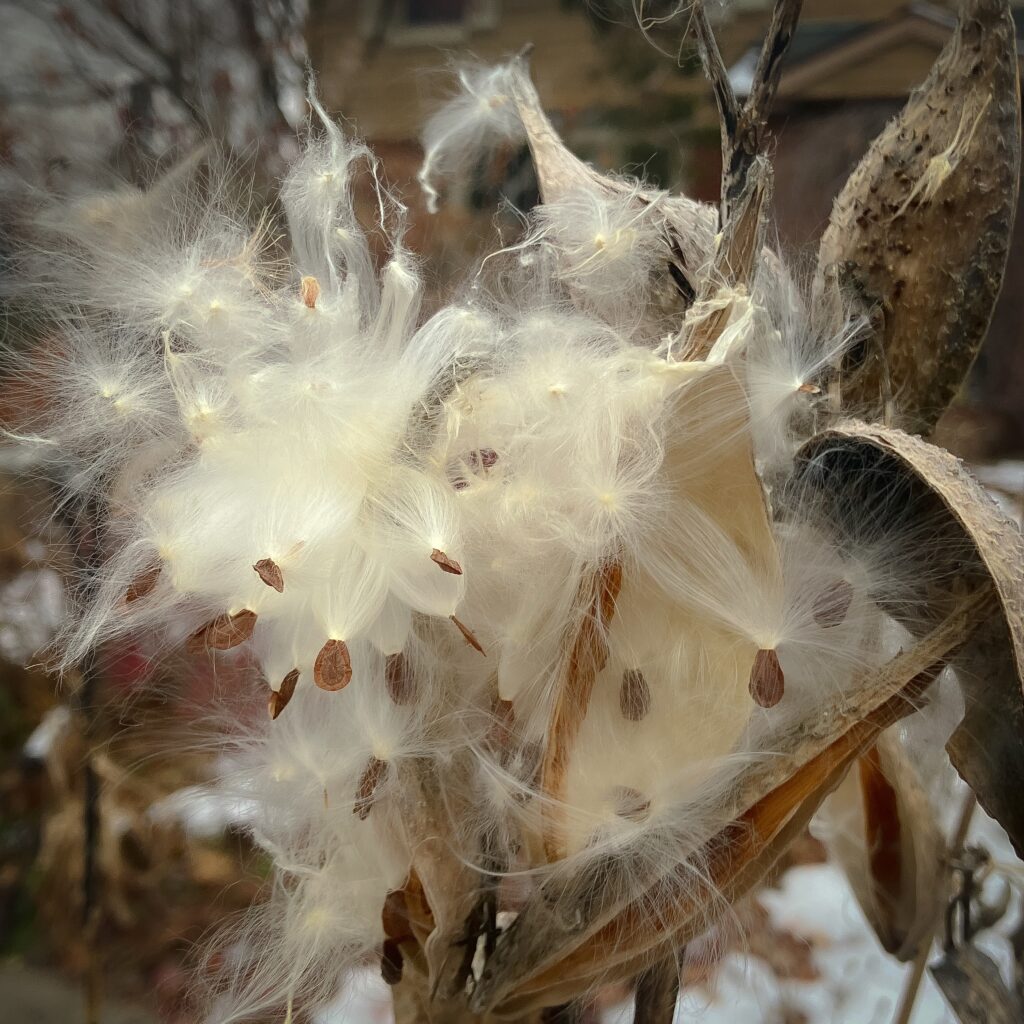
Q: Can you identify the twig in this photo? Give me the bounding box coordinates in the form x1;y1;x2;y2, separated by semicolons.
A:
691;0;803;223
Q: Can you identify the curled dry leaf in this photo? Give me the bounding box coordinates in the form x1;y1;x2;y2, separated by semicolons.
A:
186;609;257;653
817;0;1021;431
268;668;300;720
314;638;353;691
253;557;284;592
794;420;1024;854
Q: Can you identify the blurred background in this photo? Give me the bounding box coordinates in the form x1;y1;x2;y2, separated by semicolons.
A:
0;2;1022;1022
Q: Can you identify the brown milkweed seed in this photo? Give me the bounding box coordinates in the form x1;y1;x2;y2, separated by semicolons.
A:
613;786;651;822
450;615;486;655
749;648;785;708
385;652;415;705
268;668;300;720
300;275;320;309
253;557;284;593
187;609;257;654
126;564;161;603
619;668;651;721
430;548;463;575
813;578;855;628
354;755;389;820
314;639;352;691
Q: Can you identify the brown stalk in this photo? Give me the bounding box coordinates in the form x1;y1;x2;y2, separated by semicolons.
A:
539;560;623;862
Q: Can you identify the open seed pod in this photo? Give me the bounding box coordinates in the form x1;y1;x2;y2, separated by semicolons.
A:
793;421;1024;856
823;728;946;962
817;0;1021;432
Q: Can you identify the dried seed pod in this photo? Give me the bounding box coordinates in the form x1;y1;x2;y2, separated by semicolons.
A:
354;754;389;820
813;578;854;628
268;668;299;720
385;652;415;705
749;648;785;708
300;275;320;308
253;557;284;592
619;669;651;722
314;638;352;691
186;609;257;654
125;563;161;603
430;548;463;575
450;615;486;655
795;420;1024;854
817;0;1021;432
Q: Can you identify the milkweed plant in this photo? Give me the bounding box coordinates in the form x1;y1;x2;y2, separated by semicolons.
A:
5;2;1024;1022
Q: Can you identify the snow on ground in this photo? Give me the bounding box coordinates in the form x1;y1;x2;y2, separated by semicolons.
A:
314;802;1022;1024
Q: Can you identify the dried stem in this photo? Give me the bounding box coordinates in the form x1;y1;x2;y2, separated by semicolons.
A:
539;560;623;861
692;0;803;223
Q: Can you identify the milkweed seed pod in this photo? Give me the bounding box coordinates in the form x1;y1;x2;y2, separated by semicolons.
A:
4;1;1023;1021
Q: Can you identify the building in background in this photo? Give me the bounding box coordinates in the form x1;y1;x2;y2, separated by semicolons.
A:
308;0;1024;453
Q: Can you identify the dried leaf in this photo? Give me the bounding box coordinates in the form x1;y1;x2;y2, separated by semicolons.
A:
794;421;1024;854
314;638;352;691
817;0;1021;431
619;669;651;722
268;668;299;720
186;609;257;653
125;563;161;603
931;944;1024;1024
354;754;389;820
430;548;463;575
749;648;785;708
253;557;284;592
450;615;486;655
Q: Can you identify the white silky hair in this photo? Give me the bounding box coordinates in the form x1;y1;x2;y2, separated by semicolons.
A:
6;65;928;1022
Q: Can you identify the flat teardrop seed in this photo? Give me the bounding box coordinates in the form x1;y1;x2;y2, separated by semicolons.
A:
385;652;415;704
451;615;486;655
619;668;651;721
314;639;352;691
187;609;257;654
430;548;463;575
126;564;161;603
268;668;300;720
253;557;284;593
749;648;785;708
354;755;389;820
